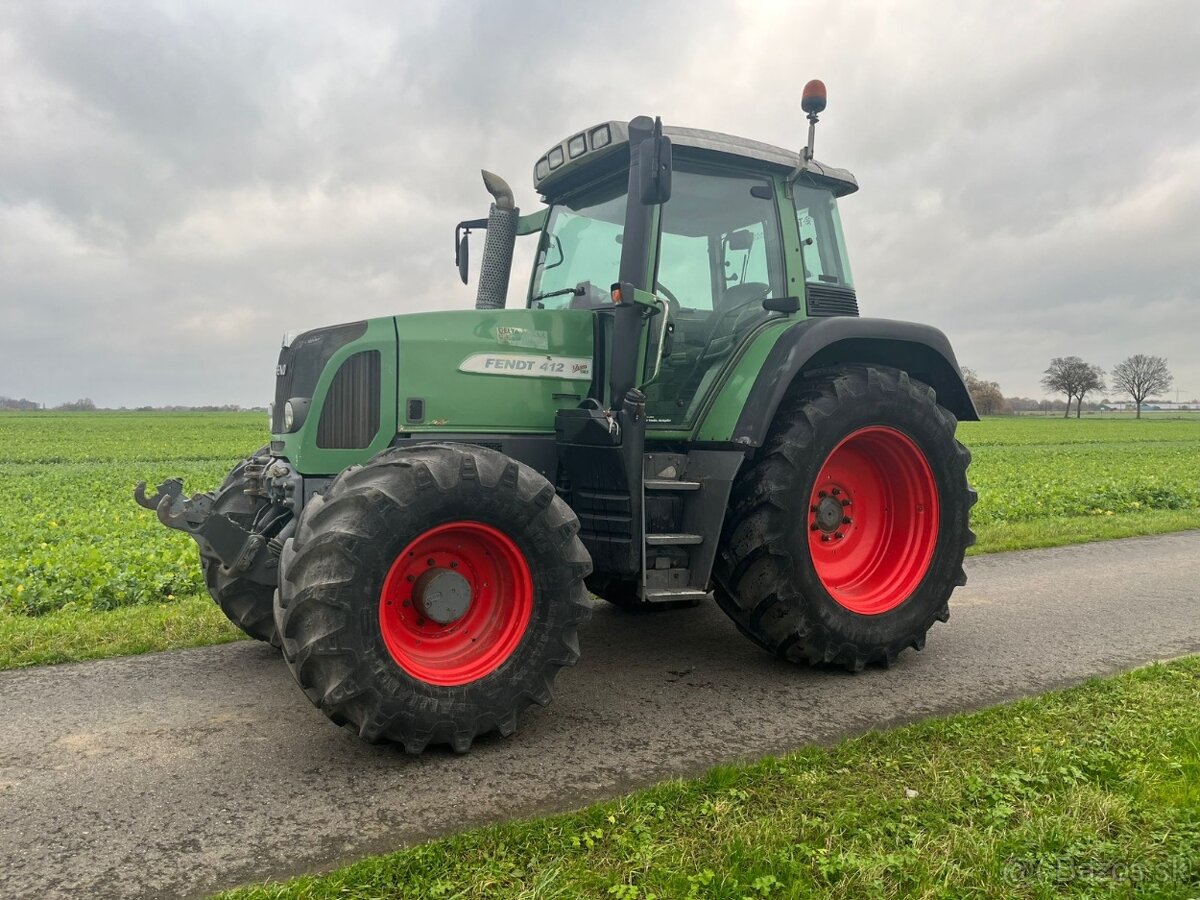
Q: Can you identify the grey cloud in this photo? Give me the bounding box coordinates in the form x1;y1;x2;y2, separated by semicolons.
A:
1;0;1197;406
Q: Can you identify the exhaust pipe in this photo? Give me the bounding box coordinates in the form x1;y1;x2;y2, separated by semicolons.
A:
475;171;519;310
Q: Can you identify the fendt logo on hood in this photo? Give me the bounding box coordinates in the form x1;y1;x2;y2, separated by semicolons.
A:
458;353;592;381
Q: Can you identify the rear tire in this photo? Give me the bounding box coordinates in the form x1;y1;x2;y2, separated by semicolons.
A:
199;446;280;645
712;366;975;670
274;444;592;753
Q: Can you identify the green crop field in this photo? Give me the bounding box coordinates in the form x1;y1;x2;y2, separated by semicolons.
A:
1;411;1198;668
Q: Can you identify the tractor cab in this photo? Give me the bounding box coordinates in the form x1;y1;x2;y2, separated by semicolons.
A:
525;128;858;429
460;116;861;436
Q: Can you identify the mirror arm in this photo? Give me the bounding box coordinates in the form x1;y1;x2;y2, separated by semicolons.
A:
454;217;488;264
454;217;489;284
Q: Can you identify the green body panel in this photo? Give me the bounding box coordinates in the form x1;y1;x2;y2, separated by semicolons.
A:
773;173;810;300
397;308;594;435
273;316;399;475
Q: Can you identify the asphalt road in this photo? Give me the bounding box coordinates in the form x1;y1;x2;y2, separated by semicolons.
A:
2;532;1198;899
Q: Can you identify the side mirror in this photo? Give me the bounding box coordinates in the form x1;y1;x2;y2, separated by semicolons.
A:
637;124;672;205
454;217;486;285
457;232;470;284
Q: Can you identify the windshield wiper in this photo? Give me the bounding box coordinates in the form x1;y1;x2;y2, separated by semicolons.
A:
530;286;584;306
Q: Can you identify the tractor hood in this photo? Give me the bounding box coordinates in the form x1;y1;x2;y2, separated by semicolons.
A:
271;309;594;475
391;308;594;433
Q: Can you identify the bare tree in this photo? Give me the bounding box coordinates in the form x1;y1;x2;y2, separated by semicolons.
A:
1041;357;1102;419
961;368;1011;416
1111;354;1173;418
1075;364;1105;418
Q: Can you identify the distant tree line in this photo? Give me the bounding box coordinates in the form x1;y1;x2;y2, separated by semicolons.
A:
0;397;263;413
1041;354;1174;419
962;353;1180;419
0;396;41;411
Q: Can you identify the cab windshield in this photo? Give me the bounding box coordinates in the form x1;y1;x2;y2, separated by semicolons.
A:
529;178;627;308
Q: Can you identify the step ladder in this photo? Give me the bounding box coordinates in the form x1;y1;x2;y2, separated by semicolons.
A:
639;451;741;604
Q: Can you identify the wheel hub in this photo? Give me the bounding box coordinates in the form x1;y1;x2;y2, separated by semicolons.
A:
413;568;472;624
378;521;533;686
813;493;848;534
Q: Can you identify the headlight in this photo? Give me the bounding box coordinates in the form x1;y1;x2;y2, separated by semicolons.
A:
282;397;310;433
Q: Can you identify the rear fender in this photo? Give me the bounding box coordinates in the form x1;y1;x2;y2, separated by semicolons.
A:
723;317;978;448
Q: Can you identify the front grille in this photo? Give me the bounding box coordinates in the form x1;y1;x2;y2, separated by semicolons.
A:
806;284;859;317
273;321;367;432
316;350;381;449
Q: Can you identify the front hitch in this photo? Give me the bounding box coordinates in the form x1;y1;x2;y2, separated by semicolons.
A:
134;478;214;531
132;476;281;582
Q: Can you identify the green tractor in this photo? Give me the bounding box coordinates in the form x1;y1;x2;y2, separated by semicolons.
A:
136;83;976;753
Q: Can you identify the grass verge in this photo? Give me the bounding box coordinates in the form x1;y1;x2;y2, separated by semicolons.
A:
2;512;1198;672
221;657;1200;899
968;509;1200;555
0;593;241;670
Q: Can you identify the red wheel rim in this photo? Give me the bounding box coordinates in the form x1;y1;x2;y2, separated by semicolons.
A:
807;426;939;615
378;521;533;686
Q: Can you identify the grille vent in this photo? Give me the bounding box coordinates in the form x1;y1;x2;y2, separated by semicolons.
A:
272;321;367;432
316;350;381;449
806;284;859;317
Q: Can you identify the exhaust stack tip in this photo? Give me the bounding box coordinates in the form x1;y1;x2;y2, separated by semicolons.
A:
480;170;514;211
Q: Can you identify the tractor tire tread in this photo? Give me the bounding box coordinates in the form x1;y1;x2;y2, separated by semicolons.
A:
275;443;591;753
712;365;973;671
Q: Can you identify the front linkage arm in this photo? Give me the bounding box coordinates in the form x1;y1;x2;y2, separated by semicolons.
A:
133;478;277;584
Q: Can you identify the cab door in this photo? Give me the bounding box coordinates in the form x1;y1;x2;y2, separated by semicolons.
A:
643;165;788;428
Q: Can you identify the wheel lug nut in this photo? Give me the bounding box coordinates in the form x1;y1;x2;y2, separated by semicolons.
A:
810;523;819;531
841;498;851;507
810;505;818;513
820;534;831;542
831;487;841;496
818;490;827;498
426;558;435;566
843;516;852;525
835;532;844;539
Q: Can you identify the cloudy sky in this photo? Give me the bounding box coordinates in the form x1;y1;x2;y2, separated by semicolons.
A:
2;0;1198;407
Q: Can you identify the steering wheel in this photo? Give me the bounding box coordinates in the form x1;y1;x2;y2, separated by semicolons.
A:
654;281;681;307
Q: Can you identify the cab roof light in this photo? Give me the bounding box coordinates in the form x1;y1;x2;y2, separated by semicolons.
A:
547;146;565;169
567;133;587;159
589;125;611;149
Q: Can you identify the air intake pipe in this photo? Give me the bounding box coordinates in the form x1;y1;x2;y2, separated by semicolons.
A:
474;170;519;310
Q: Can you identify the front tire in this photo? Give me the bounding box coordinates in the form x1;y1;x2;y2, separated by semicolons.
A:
713;366;975;670
274;444;591;753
